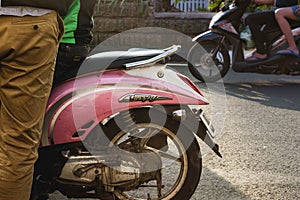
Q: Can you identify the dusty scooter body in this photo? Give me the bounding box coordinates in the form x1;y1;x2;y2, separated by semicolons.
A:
188;0;300;82
31;45;221;200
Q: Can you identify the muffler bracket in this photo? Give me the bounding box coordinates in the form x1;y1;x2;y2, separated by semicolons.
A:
183;109;222;158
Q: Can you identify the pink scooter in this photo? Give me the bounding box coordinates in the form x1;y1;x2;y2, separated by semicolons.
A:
31;45;221;200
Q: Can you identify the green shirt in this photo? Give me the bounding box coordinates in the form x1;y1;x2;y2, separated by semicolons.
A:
61;0;97;45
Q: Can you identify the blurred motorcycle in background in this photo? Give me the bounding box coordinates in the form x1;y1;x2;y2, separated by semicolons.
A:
188;0;300;82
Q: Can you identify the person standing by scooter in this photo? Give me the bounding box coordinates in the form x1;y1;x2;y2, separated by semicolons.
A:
0;2;66;200
275;5;300;56
53;0;98;85
245;0;298;62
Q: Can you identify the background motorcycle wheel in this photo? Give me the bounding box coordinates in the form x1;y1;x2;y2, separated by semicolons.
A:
100;108;202;200
187;40;230;82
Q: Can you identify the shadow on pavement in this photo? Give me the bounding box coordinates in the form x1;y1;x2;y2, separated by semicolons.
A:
224;82;300;111
193;167;248;200
171;64;300;111
49;166;248;200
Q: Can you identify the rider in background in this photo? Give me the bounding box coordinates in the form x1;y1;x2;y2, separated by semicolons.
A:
245;0;298;62
275;5;300;56
53;0;97;85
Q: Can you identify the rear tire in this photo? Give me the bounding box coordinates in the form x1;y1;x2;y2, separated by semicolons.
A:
103;108;202;200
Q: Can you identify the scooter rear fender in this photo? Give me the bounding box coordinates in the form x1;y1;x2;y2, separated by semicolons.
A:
192;30;224;43
42;66;208;146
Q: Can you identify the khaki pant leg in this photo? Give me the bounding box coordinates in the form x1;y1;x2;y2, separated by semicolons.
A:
0;11;62;200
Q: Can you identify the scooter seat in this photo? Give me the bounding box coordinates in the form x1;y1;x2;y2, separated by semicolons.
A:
78;49;164;74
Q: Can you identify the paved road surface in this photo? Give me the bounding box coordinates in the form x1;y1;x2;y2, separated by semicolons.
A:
187;68;300;200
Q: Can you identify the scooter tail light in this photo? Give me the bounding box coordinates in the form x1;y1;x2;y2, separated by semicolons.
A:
176;73;204;97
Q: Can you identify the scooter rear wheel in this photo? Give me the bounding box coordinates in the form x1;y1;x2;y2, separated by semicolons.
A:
188;40;230;82
100;108;202;200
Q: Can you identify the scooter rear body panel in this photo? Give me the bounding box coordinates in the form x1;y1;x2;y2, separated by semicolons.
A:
42;66;209;145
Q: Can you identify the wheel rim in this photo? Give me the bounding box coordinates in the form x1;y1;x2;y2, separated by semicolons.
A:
189;42;228;81
196;49;224;77
110;123;189;200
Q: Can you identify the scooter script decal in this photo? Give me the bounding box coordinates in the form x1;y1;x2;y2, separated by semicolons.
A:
119;94;172;103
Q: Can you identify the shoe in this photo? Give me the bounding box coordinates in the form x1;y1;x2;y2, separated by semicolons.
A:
276;48;300;58
245;53;267;62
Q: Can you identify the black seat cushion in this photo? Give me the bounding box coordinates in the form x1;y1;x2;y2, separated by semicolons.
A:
77;49;164;75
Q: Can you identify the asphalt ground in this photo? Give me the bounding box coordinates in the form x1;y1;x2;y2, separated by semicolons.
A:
185;67;300;200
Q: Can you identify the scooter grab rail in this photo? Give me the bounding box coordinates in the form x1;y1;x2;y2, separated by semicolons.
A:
123;45;181;69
